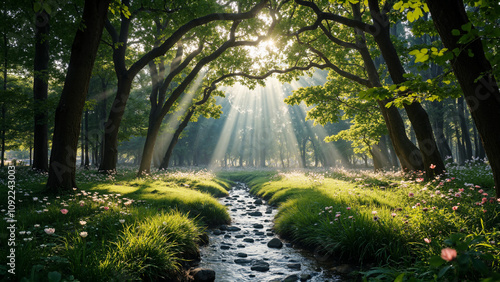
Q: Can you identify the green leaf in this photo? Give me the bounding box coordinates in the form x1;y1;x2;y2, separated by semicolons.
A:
438;265;452;278
468;49;474;57
48;271;62;282
409;49;420;56
34;2;42;12
429;255;445;267
452;29;461;36
461;22;472;32
42;3;52;15
472;258;489;273
394;273;405;282
393;1;403;11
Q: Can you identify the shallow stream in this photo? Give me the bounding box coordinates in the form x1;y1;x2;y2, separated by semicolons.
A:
199;182;341;282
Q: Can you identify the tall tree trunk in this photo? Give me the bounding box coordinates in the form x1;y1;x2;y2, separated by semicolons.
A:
138;115;162;174
351;4;424;171
80;119;84;167
97;77;108;166
368;0;445;178
426;0;500;197
473;123;485;159
1;24;7;168
453;98;466;164
457;97;473;160
99;78;133;172
84;110;90;169
432;101;453;160
33;9;49;172
46;0;110;193
159;110;194;169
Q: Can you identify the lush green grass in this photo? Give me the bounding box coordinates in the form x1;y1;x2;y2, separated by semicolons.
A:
0;167;230;281
224;166;500;281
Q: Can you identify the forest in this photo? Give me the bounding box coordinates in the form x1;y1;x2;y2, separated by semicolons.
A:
1;0;499;281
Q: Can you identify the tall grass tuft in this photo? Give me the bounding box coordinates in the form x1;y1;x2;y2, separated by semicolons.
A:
100;211;202;281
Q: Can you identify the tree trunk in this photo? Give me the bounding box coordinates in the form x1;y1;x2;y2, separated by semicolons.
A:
80;119;84;167
427;0;500;197
457;97;473;160
159;110;194;170
46;0;110;193
138;115;162;175
432;101;453;160
1;27;7;168
33;9;50;172
99;78;133;172
84;110;90;169
368;0;445;178
350;4;423;172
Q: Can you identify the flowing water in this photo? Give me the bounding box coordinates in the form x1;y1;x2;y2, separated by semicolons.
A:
199;183;342;282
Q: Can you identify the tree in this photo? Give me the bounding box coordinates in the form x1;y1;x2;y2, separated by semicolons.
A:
33;2;50;172
99;0;268;173
46;0;111;192
424;0;500;196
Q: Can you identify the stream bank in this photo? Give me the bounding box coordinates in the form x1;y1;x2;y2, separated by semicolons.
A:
197;182;342;281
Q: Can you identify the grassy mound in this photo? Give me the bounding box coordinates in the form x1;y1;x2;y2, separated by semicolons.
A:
0;167;230;281
231;166;500;281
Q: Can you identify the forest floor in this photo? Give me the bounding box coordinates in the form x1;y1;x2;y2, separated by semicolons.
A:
0;161;499;281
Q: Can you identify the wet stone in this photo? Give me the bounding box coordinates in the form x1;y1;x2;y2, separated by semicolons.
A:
237;244;245;248
283;274;300;282
190;268;215;282
251;260;270;272
220;245;231;250
236;252;248;257
253;223;264;229
213;230;222;235
254;199;263;205
227;226;241;231
234;258;252;264
224;234;231;238
248;211;263;216
287;263;301;270
266;232;274;236
255;231;265;236
243;238;254;243
235;234;245;238
267;238;283;249
300;273;312;281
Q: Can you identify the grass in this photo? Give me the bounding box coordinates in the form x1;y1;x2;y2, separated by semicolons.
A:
219;163;500;281
1;162;498;281
0;167;230;281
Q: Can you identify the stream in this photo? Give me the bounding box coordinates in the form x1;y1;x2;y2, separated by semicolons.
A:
199;182;342;282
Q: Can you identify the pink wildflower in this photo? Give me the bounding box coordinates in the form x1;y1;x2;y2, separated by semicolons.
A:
424;238;431;244
441;248;457;262
60;209;68;215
